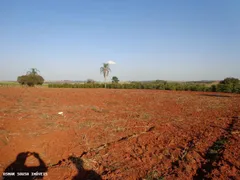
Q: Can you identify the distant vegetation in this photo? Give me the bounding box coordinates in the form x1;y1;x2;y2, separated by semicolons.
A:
214;77;240;93
112;76;119;83
17;68;44;87
0;81;19;87
48;77;240;94
86;79;95;84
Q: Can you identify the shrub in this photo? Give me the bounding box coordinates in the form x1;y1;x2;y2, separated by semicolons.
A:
155;80;167;85
17;74;44;86
86;79;95;84
233;84;240;93
144;84;154;89
211;85;217;92
175;84;184;91
112;76;119;83
165;83;176;90
220;77;239;85
216;84;232;93
17;68;44;87
156;84;165;90
217;77;239;93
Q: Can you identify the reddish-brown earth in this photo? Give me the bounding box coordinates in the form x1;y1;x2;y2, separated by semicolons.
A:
0;87;239;179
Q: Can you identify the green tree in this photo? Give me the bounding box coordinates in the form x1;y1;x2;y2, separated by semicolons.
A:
17;75;26;85
100;63;111;88
211;85;217;92
35;75;44;85
155;80;167;85
220;77;239;85
219;77;239;93
112;76;119;83
27;68;40;75
86;79;95;84
17;69;44;87
233;84;240;93
216;84;232;93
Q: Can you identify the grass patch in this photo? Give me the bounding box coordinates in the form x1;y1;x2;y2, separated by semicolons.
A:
113;127;125;132
91;106;102;113
78;121;95;129
45;122;56;127
0;136;9;146
40;113;50;119
142;113;151;120
144;170;164;180
0;129;8;134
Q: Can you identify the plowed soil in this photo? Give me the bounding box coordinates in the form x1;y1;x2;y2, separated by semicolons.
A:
0;87;239;179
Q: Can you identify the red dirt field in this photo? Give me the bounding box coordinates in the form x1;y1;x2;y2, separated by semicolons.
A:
0;87;239;180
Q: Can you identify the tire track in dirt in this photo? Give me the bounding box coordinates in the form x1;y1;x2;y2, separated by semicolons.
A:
193;116;239;179
145;117;236;179
152;129;206;178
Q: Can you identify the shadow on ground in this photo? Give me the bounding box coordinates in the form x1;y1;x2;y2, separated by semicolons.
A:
68;156;102;180
2;152;47;180
200;94;231;98
3;152;102;180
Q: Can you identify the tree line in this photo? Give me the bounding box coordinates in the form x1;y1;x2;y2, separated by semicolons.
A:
48;77;240;94
16;67;240;94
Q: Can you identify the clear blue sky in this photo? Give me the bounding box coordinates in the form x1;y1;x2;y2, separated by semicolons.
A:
1;0;239;81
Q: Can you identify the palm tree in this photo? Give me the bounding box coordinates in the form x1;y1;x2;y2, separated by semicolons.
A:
100;63;111;88
27;68;40;75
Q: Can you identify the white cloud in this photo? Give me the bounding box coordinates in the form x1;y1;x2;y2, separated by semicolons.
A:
107;60;116;65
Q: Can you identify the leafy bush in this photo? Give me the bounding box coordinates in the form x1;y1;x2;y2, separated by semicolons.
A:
216;77;239;93
156;84;165;90
86;79;95;84
165;83;176;90
155;80;167;85
233;84;240;93
216;84;232;93
17;75;44;86
17;68;44;87
211;85;217;92
220;77;239;85
112;76;119;83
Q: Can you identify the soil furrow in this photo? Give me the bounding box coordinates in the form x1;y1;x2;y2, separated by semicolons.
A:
193;116;238;179
48;126;155;168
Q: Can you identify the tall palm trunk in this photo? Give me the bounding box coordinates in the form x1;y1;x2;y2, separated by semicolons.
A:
104;76;106;88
